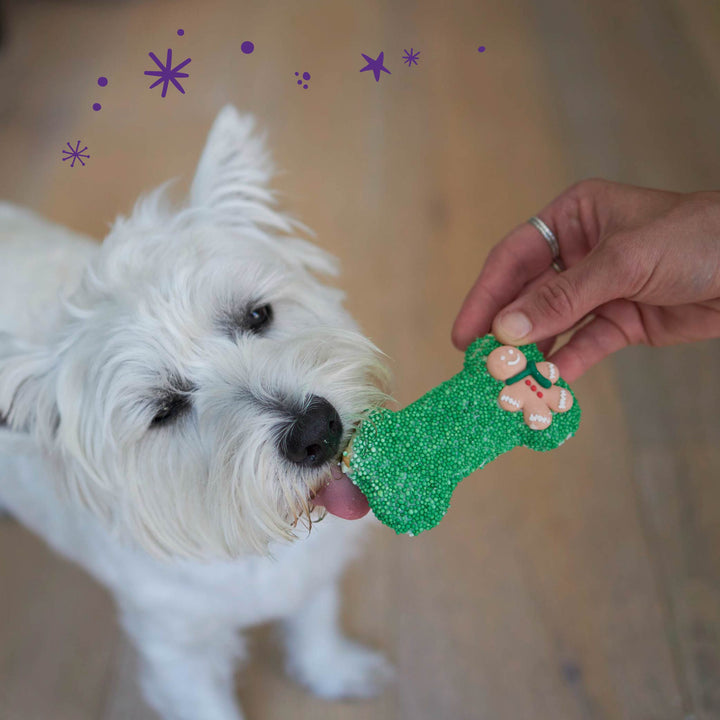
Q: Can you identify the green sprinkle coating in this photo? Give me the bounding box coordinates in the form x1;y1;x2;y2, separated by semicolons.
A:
346;335;581;536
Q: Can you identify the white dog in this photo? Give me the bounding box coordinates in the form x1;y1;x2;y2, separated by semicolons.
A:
0;106;393;720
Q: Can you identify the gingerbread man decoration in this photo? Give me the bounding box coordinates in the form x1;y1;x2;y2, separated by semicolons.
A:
486;345;573;430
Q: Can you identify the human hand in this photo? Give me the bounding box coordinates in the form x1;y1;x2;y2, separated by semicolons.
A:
452;179;720;381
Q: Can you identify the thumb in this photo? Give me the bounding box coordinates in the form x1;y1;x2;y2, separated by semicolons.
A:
492;247;625;345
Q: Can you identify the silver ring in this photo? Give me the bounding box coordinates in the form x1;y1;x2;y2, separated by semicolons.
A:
528;216;561;263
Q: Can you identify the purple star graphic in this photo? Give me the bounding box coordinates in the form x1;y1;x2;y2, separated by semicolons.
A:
403;48;420;66
144;48;191;97
359;51;391;82
61;141;90;168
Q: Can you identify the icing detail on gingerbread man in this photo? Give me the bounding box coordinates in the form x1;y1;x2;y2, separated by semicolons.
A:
499;393;522;409
487;346;574;430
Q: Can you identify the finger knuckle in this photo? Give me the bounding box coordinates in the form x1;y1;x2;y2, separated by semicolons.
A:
604;311;643;347
533;277;577;321
561;179;612;240
568;177;609;201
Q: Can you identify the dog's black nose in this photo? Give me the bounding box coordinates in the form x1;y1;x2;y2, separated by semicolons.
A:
281;396;343;467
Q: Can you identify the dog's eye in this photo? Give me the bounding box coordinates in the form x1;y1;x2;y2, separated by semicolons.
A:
150;386;194;428
246;304;273;334
219;302;273;339
151;395;191;427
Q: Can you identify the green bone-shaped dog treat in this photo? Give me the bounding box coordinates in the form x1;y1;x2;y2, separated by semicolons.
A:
344;335;581;535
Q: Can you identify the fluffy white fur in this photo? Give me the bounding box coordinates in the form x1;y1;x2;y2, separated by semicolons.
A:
0;106;393;720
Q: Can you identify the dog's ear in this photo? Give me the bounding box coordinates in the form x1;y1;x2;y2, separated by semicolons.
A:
188;105;339;277
0;334;58;442
189;105;289;231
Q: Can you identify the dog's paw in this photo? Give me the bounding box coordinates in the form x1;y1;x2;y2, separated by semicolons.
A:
287;639;394;700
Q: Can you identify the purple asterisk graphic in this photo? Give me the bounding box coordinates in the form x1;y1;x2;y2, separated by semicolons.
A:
144;48;191;97
403;48;420;66
359;51;391;82
61;141;90;168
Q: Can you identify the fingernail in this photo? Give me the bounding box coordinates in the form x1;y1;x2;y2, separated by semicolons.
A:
497;311;532;341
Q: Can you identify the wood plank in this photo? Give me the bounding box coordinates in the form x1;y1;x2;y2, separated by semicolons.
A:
615;342;720;720
532;0;720;717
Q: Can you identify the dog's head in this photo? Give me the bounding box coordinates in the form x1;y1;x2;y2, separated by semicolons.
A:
0;106;390;558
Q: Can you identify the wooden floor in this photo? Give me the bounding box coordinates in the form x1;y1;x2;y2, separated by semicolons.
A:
1;0;719;718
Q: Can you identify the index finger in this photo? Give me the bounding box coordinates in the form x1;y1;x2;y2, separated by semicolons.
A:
451;220;557;349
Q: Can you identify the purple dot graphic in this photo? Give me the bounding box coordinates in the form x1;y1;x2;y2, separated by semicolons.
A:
294;71;311;89
241;41;254;54
177;29;184;36
478;45;486;52
93;76;107;111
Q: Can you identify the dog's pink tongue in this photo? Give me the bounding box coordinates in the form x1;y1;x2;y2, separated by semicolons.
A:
312;465;370;520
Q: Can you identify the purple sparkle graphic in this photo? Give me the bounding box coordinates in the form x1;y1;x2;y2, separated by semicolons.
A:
402;48;420;66
241;40;254;54
359;51;391;82
478;45;486;53
61;141;90;168
144;48;192;97
294;70;311;89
